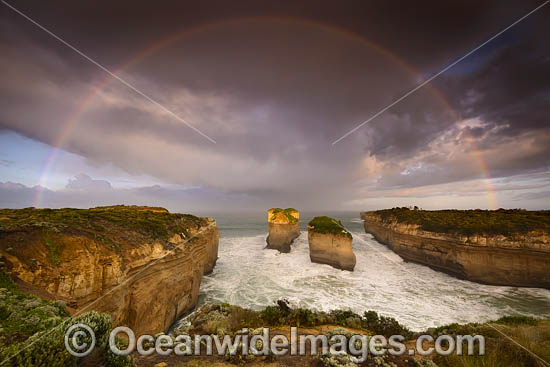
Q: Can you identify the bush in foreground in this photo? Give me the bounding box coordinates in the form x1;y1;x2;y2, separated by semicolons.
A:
0;272;130;367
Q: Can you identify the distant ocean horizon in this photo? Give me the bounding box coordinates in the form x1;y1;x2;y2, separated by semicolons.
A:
185;211;550;331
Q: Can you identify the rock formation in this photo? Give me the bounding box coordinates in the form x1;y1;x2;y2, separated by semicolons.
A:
266;208;300;253
361;211;550;288
0;205;219;334
308;216;356;271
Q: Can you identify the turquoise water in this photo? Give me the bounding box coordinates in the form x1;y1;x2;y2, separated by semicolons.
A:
192;211;550;331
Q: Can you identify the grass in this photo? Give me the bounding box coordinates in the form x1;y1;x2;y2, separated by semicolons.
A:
495;315;540;326
433;318;550;367
366;207;550;236
269;208;298;223
308;216;352;239
0;205;209;251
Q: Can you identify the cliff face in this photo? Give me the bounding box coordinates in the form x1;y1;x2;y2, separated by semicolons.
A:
307;216;356;271
361;212;550;288
266;208;300;253
0;206;219;335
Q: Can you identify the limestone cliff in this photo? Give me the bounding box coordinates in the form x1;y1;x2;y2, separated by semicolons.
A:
361;211;550;288
0;205;219;335
307;216;356;271
266;208;300;253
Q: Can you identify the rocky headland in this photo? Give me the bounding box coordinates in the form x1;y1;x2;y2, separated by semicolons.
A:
266;208;300;253
0;205;219;335
307;216;356;271
361;208;550;288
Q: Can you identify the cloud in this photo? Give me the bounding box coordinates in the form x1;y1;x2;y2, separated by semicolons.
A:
66;173;111;190
512;191;550;201
0;2;548;210
1;172;548;212
0;182;47;208
0;176;263;212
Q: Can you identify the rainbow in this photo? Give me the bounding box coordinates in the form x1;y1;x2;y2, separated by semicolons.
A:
33;16;498;209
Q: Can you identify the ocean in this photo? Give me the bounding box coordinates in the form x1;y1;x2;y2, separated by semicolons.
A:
191;211;550;331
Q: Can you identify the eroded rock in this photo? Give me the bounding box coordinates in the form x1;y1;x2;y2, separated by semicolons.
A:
266;208;300;253
0;206;220;334
308;216;356;271
361;211;550;288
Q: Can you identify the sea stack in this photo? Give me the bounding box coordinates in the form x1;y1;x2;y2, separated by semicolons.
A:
308;216;356;271
266;208;300;253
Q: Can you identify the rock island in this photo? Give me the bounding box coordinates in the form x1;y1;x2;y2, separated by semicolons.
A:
266;208;300;253
308;216;356;271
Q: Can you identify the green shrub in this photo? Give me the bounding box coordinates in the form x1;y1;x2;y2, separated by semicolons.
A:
0;272;17;290
308;216;352;239
288;308;316;327
361;311;411;337
43;229;63;265
0;273;130;367
227;305;263;331
260;306;284;325
369;208;550;236
495;315;539;326
329;310;358;325
0;312;130;367
269;208;299;223
211;301;410;338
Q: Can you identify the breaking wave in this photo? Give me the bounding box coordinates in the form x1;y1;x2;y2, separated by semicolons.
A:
196;230;550;331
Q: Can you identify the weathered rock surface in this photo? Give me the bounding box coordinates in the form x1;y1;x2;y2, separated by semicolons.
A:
361;212;550;288
308;216;356;271
266;208;300;253
0;206;219;334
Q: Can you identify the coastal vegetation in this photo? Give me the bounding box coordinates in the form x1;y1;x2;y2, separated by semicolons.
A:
269;208;299;223
187;300;411;338
433;316;550;367
0;205;220;343
368;207;550;236
0;205;208;251
362;208;550;287
0;272;131;367
308;216;352;239
176;300;413;366
266;208;300;252
168;300;550;367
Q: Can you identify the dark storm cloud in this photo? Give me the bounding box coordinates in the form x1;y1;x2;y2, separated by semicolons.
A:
439;25;550;134
0;0;548;208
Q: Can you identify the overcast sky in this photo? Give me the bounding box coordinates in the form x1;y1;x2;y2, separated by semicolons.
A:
0;0;549;213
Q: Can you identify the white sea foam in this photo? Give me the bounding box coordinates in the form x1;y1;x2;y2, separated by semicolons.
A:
197;231;550;331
